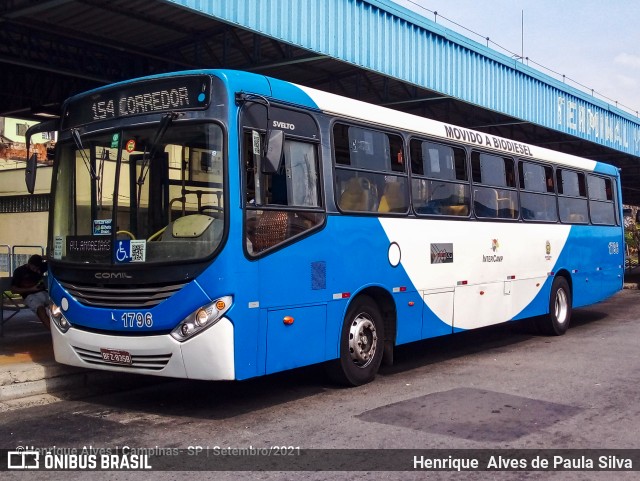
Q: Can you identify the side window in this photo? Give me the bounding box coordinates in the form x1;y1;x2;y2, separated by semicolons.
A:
471;152;518;220
557;169;588;224
281;141;320;207
588;174;616;225
519;161;557;222
333;123;408;214
243;129;324;256
410;139;469;217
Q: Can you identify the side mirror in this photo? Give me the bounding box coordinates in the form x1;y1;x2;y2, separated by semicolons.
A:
25;119;58;194
262;129;284;174
25;152;38;194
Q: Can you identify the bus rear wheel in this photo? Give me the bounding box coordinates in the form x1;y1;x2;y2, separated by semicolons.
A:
537;276;572;336
327;295;384;386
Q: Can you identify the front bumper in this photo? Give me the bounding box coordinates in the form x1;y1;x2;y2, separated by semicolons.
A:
51;317;235;380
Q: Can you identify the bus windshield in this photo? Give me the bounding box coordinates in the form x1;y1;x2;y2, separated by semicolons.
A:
51;122;225;265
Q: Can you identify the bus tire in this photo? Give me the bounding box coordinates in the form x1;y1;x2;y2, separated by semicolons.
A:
327;295;384;386
537;276;572;336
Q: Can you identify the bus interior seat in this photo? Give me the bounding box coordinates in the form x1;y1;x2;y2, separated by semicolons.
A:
340;177;376;211
151;214;221;259
162;214;217;242
442;184;469;216
378;182;405;213
441;204;469;216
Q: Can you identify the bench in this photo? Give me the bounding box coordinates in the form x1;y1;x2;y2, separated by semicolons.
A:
0;276;27;337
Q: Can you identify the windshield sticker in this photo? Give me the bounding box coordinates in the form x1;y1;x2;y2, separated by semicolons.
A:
93;219;112;236
53;236;64;260
125;139;136;153
252;130;261;156
110;133;120;148
114;239;146;263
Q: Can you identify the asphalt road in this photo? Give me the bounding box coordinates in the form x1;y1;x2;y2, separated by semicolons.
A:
2;289;640;480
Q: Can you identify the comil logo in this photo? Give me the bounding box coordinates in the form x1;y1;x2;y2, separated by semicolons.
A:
491;239;500;252
95;272;133;279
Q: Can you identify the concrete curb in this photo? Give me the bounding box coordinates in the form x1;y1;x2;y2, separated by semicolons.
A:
0;362;83;388
1;364;94;402
0;311;164;411
0;362;164;411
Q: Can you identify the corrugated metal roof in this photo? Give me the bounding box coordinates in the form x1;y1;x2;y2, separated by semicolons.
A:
168;0;640;159
2;0;640;202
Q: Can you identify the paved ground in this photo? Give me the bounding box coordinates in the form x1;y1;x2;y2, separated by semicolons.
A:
1;312;52;365
0;311;160;411
1;288;639;480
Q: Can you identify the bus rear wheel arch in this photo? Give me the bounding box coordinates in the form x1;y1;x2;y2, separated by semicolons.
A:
327;293;392;386
536;275;572;336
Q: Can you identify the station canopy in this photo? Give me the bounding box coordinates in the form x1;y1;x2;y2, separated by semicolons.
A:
2;0;640;204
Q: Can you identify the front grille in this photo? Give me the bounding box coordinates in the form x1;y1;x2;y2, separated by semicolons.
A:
73;346;172;371
59;280;186;308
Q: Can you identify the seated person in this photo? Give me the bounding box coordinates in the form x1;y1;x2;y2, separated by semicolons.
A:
11;254;50;330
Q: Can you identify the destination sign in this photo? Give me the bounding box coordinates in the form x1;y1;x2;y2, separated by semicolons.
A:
66;235;112;262
62;75;212;129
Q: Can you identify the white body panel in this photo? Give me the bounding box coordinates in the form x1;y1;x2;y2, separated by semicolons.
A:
379;218;571;329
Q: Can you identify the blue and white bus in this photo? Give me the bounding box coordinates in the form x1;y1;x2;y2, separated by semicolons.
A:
27;70;624;386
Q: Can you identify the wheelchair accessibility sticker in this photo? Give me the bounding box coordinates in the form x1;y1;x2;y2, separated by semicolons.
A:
114;239;146;263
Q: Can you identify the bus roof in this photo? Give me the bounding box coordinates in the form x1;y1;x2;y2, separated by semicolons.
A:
63;68;619;177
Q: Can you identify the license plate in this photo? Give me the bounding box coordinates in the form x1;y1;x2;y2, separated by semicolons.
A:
100;348;132;365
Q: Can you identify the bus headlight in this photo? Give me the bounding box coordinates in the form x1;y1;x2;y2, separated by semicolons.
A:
48;302;71;333
170;295;232;342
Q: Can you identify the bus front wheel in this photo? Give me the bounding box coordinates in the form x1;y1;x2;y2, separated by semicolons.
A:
537;276;572;336
327;295;385;386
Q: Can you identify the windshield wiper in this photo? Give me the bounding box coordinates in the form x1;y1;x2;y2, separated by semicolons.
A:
136;112;179;206
70;128;98;182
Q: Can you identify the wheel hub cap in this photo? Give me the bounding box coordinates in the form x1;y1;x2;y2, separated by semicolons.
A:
555;288;568;324
348;314;378;368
